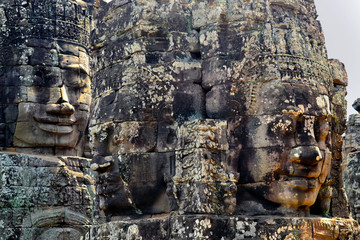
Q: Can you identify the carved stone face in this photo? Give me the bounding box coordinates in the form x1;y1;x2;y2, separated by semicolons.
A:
12;41;91;153
239;81;332;212
90;123;169;215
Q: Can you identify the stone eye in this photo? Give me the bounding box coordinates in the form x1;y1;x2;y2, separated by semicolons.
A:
314;117;331;148
280;119;296;135
271;116;296;136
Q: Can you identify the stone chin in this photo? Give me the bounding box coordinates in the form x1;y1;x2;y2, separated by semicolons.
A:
267;178;321;209
13;121;81;148
98;189;133;213
242;177;322;211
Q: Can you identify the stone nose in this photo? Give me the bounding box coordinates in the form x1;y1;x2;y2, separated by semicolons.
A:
46;86;75;115
90;154;114;172
289;146;322;165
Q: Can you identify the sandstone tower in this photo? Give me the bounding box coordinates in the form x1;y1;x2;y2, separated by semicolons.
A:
0;0;359;239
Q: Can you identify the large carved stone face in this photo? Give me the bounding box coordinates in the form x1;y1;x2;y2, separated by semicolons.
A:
12;41;91;153
239;81;332;211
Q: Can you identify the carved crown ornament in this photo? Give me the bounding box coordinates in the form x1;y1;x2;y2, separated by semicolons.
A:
231;53;332;90
0;0;93;47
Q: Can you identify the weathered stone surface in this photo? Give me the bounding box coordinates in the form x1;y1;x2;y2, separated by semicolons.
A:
1;0;358;239
0;153;95;240
344;114;360;154
353;98;360;113
328;59;348;86
344;103;360;221
170;120;237;214
89;215;360;240
88;0;354;226
345;151;360;222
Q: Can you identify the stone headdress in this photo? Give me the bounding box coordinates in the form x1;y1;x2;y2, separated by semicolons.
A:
0;0;94;48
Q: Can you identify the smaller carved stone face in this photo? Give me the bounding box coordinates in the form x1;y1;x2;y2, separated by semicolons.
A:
90;123;169;215
12;42;91;153
91;155;134;213
239;81;332;212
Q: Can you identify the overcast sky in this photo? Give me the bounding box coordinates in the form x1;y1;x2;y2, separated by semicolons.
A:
315;0;360;117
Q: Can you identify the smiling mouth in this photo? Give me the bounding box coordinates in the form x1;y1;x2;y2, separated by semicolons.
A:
281;177;318;190
34;116;76;134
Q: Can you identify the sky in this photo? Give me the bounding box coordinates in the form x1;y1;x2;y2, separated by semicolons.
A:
315;0;360;117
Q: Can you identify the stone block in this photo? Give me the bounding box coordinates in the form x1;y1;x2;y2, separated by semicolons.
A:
29;47;58;66
332;85;347;107
1;86;27;104
112;88;149;122
101;152;172;214
4;104;18;123
33;167;58;187
26;86;62;104
201;57;228;88
173;83;205;122
328;59;348;86
176;119;229;151
173;181;235;214
57;41;79;56
206;84;232;119
156;121;178;152
1;166;26;186
174;148;229;182
90;91;116;124
91;1;134;48
353;98;360;113
0;207;31;228
170;30;201;55
199;26;222;59
171;61;202;83
0;153;29;167
1;46;34;66
192;0;224;29
32;65;62;87
0;66;30;86
90;121;158;155
111;121;158;154
144;36;171;52
92;63;123;97
25;38;57;49
0;186;35;208
170;215;235;239
92;217;169;240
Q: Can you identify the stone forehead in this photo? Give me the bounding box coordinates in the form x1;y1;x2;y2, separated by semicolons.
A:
255;81;331;116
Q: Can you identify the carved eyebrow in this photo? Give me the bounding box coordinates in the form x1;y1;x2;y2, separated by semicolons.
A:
65;64;89;75
281;109;303;117
281;110;333;119
315;114;333;121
